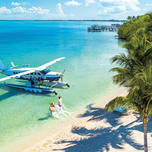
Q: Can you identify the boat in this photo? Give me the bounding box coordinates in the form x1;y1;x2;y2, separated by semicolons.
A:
4;82;57;95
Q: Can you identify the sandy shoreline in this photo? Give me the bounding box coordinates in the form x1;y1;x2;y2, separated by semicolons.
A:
16;87;152;152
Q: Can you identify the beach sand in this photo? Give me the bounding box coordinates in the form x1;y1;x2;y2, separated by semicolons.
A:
19;87;152;152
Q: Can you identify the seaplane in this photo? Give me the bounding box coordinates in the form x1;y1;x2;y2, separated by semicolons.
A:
0;57;69;94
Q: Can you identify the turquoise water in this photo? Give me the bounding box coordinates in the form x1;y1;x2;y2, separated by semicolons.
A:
0;21;124;152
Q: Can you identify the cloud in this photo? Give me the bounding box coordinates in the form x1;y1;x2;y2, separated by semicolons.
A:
0;4;66;19
85;0;96;6
70;13;74;16
28;6;50;15
56;3;66;17
11;6;50;15
97;0;140;15
11;2;30;6
22;2;30;5
12;6;26;13
146;4;152;6
97;5;124;15
65;0;83;6
11;2;21;6
0;6;11;14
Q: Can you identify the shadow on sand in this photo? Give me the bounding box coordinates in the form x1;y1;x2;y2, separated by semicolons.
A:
54;104;152;152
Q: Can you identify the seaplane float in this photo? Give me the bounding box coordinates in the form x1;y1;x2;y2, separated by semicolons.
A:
0;57;70;94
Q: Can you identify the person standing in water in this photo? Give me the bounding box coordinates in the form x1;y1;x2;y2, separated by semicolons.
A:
49;102;55;115
58;95;62;109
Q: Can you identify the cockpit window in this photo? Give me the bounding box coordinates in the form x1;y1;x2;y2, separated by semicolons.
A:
40;68;51;75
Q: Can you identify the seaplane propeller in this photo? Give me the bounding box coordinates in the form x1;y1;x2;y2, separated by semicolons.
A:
52;69;70;87
56;69;66;84
56;68;66;84
62;68;66;74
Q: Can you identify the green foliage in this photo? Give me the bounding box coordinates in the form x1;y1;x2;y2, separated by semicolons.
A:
118;13;152;41
110;35;152;87
107;66;152;116
145;21;152;42
110;13;152;152
106;96;130;112
127;66;152;115
107;32;152;116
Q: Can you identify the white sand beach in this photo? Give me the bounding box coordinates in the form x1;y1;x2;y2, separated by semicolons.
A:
18;87;152;152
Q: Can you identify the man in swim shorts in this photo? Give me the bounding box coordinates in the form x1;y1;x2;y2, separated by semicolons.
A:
58;95;62;108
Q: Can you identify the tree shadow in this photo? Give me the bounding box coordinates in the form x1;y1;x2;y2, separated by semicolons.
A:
54;104;144;152
131;122;152;133
78;103;123;127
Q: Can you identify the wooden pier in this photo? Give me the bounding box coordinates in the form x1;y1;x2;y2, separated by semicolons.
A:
88;24;121;32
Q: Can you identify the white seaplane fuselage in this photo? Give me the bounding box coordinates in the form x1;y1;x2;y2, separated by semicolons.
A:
2;67;63;82
0;57;69;91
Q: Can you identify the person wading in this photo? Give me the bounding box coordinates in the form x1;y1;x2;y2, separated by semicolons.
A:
58;95;62;109
49;102;55;115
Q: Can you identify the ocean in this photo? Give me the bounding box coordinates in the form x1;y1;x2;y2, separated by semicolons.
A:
0;21;125;152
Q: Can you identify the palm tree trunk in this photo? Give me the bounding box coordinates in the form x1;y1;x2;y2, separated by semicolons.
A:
144;122;148;152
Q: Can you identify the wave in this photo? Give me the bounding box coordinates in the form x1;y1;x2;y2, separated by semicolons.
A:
51;104;71;118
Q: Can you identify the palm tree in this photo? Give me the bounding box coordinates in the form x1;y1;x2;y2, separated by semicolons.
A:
127;16;132;21
108;36;152;151
129;66;152;152
106;66;152;152
145;22;152;42
110;36;152;86
132;16;136;20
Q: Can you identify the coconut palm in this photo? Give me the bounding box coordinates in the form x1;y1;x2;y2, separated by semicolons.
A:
108;36;152;151
145;22;152;42
132;16;136;20
110;36;152;86
106;66;152;152
127;16;132;21
132;26;152;45
124;36;152;66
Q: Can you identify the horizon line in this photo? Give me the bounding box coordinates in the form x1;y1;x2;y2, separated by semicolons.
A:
0;19;126;22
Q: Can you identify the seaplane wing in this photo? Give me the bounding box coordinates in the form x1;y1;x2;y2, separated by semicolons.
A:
38;57;65;70
0;57;65;82
0;69;36;82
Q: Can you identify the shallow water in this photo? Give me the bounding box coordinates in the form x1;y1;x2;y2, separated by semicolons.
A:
0;21;124;151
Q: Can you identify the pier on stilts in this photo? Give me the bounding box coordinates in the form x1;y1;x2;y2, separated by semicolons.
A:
87;24;121;32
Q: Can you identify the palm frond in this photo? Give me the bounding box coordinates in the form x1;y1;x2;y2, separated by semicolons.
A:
106;96;129;112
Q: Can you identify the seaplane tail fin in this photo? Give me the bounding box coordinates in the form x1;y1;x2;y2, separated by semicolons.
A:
0;60;9;72
11;62;15;67
11;62;18;69
0;60;5;71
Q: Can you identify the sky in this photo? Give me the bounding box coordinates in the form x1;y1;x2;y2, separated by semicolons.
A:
0;0;152;20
